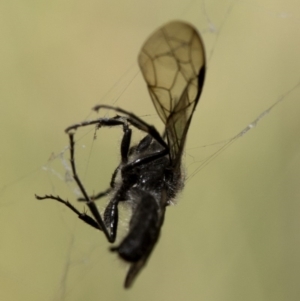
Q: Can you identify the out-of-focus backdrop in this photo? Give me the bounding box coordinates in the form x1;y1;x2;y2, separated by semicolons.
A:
1;1;300;300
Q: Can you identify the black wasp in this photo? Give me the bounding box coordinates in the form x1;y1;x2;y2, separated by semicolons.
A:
36;20;206;288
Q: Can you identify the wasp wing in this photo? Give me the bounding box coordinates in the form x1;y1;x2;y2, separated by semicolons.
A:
138;21;206;167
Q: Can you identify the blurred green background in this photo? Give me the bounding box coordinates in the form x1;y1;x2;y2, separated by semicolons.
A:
1;0;300;300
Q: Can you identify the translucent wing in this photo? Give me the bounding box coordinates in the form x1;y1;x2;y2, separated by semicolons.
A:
138;21;206;167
